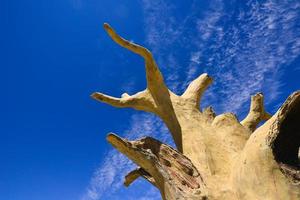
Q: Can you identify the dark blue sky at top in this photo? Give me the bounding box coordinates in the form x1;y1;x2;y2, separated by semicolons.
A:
1;0;300;200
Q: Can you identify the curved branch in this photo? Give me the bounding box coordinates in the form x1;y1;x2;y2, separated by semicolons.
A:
103;23;152;60
103;23;169;99
241;93;271;132
181;73;213;109
91;90;156;113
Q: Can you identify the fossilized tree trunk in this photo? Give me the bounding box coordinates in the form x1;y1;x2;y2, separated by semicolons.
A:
91;23;300;200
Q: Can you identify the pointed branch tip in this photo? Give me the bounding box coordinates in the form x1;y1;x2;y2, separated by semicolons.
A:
106;132;125;146
91;92;126;108
101;23;169;105
91;91;156;113
102;23;152;60
103;23;110;30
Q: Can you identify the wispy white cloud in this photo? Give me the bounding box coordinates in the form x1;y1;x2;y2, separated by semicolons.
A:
81;150;133;200
142;0;181;52
190;51;201;64
199;0;300;114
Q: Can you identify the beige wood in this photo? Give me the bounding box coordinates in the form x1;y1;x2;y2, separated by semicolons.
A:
91;23;300;200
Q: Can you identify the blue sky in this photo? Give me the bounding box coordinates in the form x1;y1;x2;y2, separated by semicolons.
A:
1;0;300;200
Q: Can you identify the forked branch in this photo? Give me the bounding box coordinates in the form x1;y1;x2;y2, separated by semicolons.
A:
241;93;271;132
92;23;175;115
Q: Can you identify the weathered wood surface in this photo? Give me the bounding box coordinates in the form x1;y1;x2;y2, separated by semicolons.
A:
92;23;300;200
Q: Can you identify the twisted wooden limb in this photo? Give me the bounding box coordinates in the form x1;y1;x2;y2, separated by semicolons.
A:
241;93;271;132
107;133;207;200
124;167;157;187
181;73;213;109
103;23;170;102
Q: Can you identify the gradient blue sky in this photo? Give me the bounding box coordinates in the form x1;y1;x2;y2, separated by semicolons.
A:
1;0;300;200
